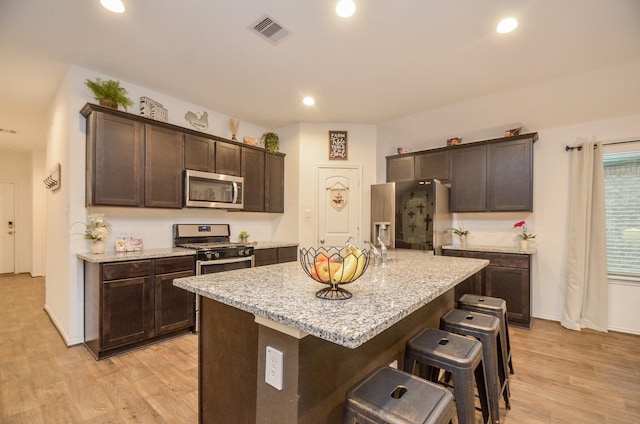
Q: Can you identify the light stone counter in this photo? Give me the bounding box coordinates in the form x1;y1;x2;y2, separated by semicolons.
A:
174;249;488;348
77;247;195;263
443;244;536;255
253;241;298;249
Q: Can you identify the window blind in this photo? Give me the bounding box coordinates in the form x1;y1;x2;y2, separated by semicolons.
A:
603;150;640;279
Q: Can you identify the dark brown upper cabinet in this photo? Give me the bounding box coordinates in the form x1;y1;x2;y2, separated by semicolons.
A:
265;153;285;213
144;125;184;208
241;146;266;212
81;103;286;213
85;109;145;207
185;134;215;172
215;141;241;176
386;132;537;212
386;155;415;182
487;138;533;211
414;150;450;181
449;144;488;212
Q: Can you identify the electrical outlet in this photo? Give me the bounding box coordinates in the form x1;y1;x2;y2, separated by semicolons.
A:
265;346;283;390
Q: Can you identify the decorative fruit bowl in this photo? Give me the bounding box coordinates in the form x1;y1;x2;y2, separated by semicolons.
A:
299;245;370;300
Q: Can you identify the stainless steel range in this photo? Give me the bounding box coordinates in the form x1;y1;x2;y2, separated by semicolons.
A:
173;224;255;274
173;224;255;331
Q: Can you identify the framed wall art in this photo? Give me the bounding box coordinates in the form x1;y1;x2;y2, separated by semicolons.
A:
329;130;348;160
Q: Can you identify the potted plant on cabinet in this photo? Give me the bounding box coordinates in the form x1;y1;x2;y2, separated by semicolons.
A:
260;132;280;154
239;231;250;243
452;227;469;248
85;78;134;111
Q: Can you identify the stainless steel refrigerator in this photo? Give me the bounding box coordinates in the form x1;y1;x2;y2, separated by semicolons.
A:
371;179;452;254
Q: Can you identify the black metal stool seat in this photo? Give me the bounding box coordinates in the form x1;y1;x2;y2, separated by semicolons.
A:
440;309;510;424
458;294;514;375
343;366;455;424
403;328;491;424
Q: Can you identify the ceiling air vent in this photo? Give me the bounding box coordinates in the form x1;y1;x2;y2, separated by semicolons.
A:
250;14;292;45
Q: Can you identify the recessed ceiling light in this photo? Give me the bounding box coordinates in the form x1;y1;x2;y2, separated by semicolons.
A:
497;17;518;34
303;96;315;106
336;0;356;18
100;0;125;14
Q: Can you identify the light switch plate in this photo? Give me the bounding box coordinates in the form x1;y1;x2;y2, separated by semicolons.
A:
265;346;283;390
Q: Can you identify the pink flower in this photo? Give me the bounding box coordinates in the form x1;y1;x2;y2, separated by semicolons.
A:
514;220;526;228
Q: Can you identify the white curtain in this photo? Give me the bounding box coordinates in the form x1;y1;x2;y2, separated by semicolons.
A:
561;141;608;332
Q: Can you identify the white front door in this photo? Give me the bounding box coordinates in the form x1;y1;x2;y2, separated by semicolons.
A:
0;182;16;274
317;166;362;248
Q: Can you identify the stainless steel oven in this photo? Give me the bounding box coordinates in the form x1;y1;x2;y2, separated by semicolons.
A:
197;255;254;275
173;224;255;332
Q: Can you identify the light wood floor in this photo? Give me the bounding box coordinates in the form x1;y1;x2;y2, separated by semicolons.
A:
1;274;639;423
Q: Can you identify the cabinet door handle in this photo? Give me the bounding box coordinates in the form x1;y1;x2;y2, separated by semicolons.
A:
320;239;325;244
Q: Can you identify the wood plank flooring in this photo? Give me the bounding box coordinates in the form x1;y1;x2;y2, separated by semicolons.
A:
1;273;639;423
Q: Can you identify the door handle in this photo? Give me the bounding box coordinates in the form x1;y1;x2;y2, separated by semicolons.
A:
320;239;325;244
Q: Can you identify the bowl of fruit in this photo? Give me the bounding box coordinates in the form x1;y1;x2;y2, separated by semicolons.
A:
299;244;370;300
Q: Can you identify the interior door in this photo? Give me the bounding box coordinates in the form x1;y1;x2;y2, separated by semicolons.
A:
0;182;15;274
317;166;362;248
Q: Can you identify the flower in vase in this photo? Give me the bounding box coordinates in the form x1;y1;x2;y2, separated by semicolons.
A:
514;220;535;240
84;213;111;241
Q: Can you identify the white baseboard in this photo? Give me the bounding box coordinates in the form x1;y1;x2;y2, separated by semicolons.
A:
531;313;640;335
43;304;84;347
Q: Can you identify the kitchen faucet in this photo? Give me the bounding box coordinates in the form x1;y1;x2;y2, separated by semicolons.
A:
364;241;380;267
377;237;387;267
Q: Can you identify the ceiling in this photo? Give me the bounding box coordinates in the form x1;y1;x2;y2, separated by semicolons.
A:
1;0;639;153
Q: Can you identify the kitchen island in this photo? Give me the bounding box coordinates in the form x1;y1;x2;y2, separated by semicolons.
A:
174;250;488;423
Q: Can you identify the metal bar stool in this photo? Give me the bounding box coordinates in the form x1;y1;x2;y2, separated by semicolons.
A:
343;366;455;424
403;328;491;424
458;294;514;375
440;309;510;424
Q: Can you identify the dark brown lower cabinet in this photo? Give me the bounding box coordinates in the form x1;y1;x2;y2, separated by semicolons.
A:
84;255;195;360
442;249;532;328
254;246;298;267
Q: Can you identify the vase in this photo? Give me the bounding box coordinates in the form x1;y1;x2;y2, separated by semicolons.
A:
460;235;467;248
520;239;528;250
98;99;118;110
90;240;105;254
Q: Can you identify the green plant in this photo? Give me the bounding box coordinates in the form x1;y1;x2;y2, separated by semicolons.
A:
260;132;280;154
85;78;134;110
452;227;469;237
239;231;249;240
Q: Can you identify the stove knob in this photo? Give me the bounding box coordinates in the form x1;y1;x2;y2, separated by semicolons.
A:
205;252;213;260
213;251;220;259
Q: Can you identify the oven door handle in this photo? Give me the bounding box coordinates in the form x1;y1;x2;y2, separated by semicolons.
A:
197;256;253;266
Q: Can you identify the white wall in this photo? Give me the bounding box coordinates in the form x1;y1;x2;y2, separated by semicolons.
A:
44;65;297;345
294;123;378;249
377;60;640;334
0;148;33;274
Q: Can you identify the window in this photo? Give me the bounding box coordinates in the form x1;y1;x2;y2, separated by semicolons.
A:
603;143;640;280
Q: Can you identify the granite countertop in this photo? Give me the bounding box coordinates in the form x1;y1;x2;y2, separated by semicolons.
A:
253;241;298;249
443;244;536;255
77;247;195;263
174;250;488;349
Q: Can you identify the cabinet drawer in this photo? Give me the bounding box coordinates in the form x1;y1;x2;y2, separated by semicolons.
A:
155;256;195;274
483;253;529;269
255;248;278;266
103;260;152;280
278;246;298;263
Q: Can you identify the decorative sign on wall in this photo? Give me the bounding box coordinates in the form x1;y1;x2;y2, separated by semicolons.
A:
329;130;348;160
328;181;349;212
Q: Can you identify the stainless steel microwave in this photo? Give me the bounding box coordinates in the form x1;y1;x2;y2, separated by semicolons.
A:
184;170;244;209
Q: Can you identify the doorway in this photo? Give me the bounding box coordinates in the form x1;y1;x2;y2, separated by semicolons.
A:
0;182;15;274
317;166;362;248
